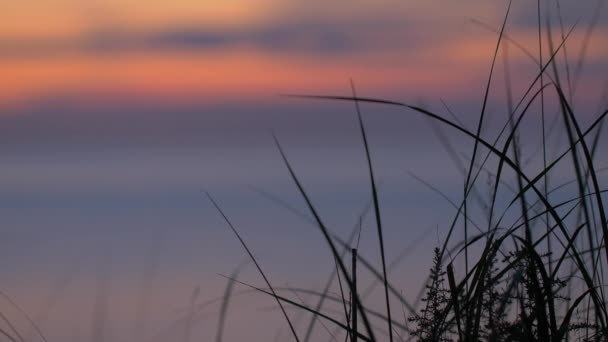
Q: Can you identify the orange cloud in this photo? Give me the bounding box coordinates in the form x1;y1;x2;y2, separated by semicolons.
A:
0;48;499;109
1;1;606;108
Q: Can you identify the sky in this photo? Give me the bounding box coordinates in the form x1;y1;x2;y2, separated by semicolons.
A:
1;1;607;341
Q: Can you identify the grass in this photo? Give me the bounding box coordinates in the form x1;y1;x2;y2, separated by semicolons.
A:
203;1;608;341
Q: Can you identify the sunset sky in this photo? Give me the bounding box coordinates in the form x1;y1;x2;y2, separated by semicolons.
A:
1;1;607;341
3;1;607;105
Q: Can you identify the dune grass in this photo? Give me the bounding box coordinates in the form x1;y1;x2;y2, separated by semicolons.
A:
206;1;608;341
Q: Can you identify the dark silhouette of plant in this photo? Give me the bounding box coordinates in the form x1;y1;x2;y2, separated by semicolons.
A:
409;247;452;342
479;256;511;342
211;1;608;341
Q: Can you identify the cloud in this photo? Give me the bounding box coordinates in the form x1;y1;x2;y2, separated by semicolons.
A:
0;17;413;59
4;2;605;62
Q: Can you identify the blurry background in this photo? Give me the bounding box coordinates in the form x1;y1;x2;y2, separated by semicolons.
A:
0;1;607;341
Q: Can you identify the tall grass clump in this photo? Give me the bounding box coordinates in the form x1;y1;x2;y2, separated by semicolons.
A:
208;1;608;341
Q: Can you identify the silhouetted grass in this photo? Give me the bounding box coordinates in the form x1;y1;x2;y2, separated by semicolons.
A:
208;1;608;341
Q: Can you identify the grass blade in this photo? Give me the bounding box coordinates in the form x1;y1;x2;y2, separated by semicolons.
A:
205;192;300;342
272;134;377;341
350;79;393;342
